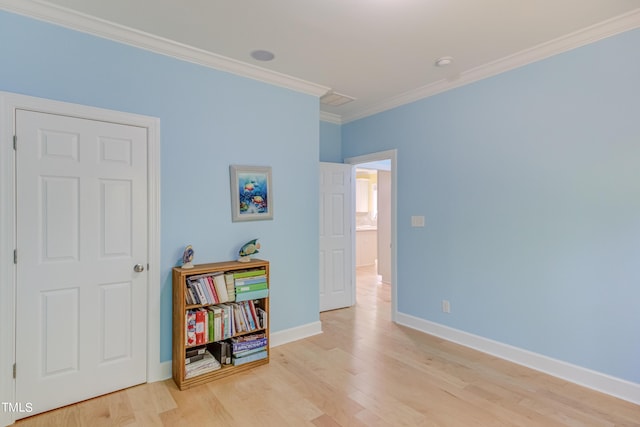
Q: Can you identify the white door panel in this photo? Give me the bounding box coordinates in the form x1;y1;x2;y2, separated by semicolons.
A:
15;110;148;417
319;162;354;311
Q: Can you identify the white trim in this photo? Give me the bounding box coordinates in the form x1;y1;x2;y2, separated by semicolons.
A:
2;2;638;124
320;111;342;125
0;0;330;98
0;91;162;426
341;8;640;123
345;150;398;322
0;94;17;427
155;361;172;383
396;312;640;406
270;321;323;348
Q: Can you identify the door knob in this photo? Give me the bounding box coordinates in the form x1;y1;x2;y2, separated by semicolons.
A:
134;264;145;272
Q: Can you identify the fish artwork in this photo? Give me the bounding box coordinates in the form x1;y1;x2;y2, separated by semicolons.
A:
182;245;194;269
238;239;260;263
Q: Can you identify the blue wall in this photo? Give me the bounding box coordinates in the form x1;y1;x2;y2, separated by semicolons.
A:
0;11;320;363
343;29;640;384
319;120;342;162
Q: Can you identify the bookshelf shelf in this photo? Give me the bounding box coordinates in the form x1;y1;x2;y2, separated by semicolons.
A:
172;259;270;390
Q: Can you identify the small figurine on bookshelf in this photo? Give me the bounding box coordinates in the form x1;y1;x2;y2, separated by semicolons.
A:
182;245;195;269
238;238;260;263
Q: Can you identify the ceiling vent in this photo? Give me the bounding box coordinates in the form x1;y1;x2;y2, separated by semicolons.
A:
321;91;356;106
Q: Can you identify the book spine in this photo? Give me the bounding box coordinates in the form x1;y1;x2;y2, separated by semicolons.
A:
257;307;267;330
235;288;269;302
205;276;218;304
232;350;268;366
233;269;266;279
213;307;222;342
242;301;256;330
201;278;215;304
232;337;268;352
185;311;196;346
235;282;268;293
234;276;267;286
194;281;208;305
233;346;267;358
248;300;260;329
195;309;205;345
186;282;200;304
213;274;230;303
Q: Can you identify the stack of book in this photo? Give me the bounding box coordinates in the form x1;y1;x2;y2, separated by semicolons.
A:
185;272;231;305
186;301;267;346
231;333;268;366
184;348;221;379
233;269;269;302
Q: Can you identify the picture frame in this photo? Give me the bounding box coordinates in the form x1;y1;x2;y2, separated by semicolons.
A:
229;165;273;222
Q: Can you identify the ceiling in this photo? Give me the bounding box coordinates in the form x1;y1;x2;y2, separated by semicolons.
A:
6;0;640;123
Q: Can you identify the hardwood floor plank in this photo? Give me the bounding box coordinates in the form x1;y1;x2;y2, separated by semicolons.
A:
15;266;639;426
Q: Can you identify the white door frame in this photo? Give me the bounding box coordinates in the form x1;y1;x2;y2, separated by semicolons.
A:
0;91;161;426
345;150;398;322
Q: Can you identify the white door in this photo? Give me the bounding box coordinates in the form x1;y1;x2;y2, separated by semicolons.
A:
15;110;148;417
319;162;354;311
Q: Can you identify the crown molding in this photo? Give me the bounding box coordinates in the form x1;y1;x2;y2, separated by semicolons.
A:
319;111;342;125
342;8;640;123
0;0;331;97
3;1;639;124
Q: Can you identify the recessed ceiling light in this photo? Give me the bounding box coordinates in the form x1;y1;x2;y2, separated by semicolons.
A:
435;56;453;67
251;50;275;61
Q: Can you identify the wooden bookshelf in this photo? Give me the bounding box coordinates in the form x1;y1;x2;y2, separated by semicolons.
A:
172;259;269;390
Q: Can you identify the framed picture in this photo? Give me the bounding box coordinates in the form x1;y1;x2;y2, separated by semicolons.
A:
229;165;273;222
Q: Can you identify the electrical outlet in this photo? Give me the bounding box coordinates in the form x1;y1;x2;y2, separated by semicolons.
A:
442;300;451;313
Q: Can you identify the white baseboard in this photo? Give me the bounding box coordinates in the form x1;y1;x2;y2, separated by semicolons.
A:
396;312;640;405
270;321;323;348
148;360;172;383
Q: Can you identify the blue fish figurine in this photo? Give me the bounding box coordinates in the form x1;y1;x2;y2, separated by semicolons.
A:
238;239;260;262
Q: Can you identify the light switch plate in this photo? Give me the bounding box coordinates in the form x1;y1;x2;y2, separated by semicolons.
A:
411;216;425;227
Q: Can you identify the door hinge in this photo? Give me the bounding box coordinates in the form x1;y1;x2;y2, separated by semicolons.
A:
13;135;16;150
13;363;16;379
13;249;17;264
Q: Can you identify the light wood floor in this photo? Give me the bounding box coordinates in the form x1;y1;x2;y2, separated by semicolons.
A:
16;266;640;426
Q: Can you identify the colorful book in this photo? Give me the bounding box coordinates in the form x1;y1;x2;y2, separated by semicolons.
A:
234;276;267;286
247;300;260;329
257;307;267;330
235;281;268;293
195;309;206;345
186;282;200;304
213;274;230;303
231;336;268;353
205;276;219;303
199;278;214;304
233;346;267;358
193;281;209;305
232;349;268;366
242;301;256;330
233;269;266;279
235;288;269;302
224;273;236;301
185;311;196;346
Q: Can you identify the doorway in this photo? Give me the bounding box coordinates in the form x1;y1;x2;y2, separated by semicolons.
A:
345;150;397;321
0;91;161;425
